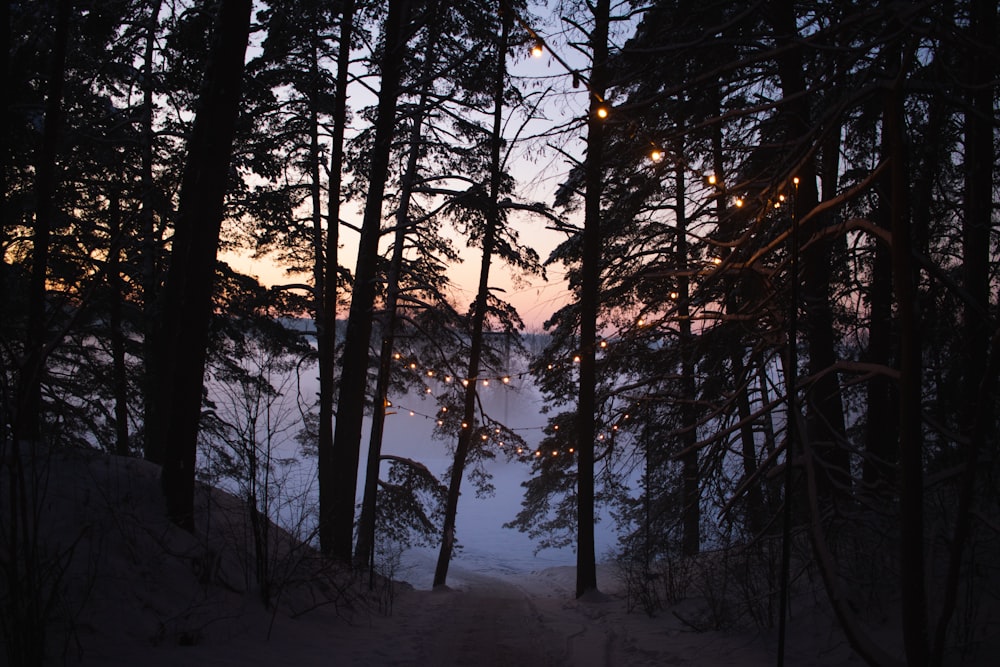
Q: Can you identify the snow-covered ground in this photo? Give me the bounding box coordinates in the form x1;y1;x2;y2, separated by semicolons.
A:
4;439;886;666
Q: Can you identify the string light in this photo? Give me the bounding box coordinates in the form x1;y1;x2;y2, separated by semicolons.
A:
595;105;609;119
531;40;544;58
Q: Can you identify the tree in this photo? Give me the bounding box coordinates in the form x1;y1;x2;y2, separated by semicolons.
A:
153;0;252;530
329;0;414;562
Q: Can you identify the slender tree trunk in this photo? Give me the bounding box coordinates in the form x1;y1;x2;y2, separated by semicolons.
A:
317;0;355;557
931;1;996;662
108;190;131;457
433;10;507;588
329;0;412;562
770;0;849;510
15;0;70;445
576;0;610;599
155;0;251;530
675;161;699;556
141;0;164;463
355;17;441;568
885;51;927;667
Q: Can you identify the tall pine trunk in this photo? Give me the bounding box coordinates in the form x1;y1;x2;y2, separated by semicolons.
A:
770;0;849;510
317;0;354;556
140;0;164;464
931;0;997;661
576;0;610;599
154;0;251;530
15;0;70;445
433;10;507;588
328;0;412;562
675;161;699;556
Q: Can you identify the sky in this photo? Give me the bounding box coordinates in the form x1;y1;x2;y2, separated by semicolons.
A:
223;3;608;332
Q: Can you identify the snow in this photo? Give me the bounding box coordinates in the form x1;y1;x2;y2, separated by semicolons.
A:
3;443;878;666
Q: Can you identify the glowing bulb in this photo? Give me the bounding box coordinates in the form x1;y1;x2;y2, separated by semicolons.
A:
595;106;609;119
774;201;781;209
502;376;510;384
425;387;432;394
650;149;663;162
552;450;558;456
568;448;575;453
531;41;544;58
409;362;417;370
669;291;679;299
734;198;744;208
482;434;488;441
441;406;448;412
461;421;469;429
553;424;559;431
409;411;415;416
437;420;443;426
462;379;469;387
547;364;554;370
707;174;717;185
535;450;541;457
637;317;645;326
573;355;581;363
600;340;607;348
393;352;401;359
779;194;786;202
482;379;489;387
426;370;434;377
793;176;800;185
712;257;722;265
444;375;452;383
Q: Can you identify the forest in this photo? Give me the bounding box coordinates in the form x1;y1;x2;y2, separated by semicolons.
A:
2;0;998;665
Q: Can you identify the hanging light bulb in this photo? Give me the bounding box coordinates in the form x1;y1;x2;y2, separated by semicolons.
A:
531;40;544;58
502;376;510;384
734;197;744;208
650;149;663;162
707;174;717;185
595;105;609;120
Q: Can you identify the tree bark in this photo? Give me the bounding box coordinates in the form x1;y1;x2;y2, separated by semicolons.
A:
316;0;355;558
576;0;610;599
140;0;164;464
355;15;441;570
433;9;507;588
328;0;412;562
769;0;849;510
931;0;996;661
675;161;699;556
15;0;70;445
154;0;252;531
886;52;927;667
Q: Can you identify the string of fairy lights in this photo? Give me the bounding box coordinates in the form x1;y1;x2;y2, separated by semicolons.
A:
376;7;800;460
383;348;649;459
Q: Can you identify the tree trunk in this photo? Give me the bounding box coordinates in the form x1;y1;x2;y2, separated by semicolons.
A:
885;51;927;667
15;0;70;445
140;0;164;464
576;0;610;599
155;0;251;531
433;10;507;588
931;0;996;661
328;0;412;562
675;161;699;557
107;190;131;457
770;0;849;509
317;0;355;557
